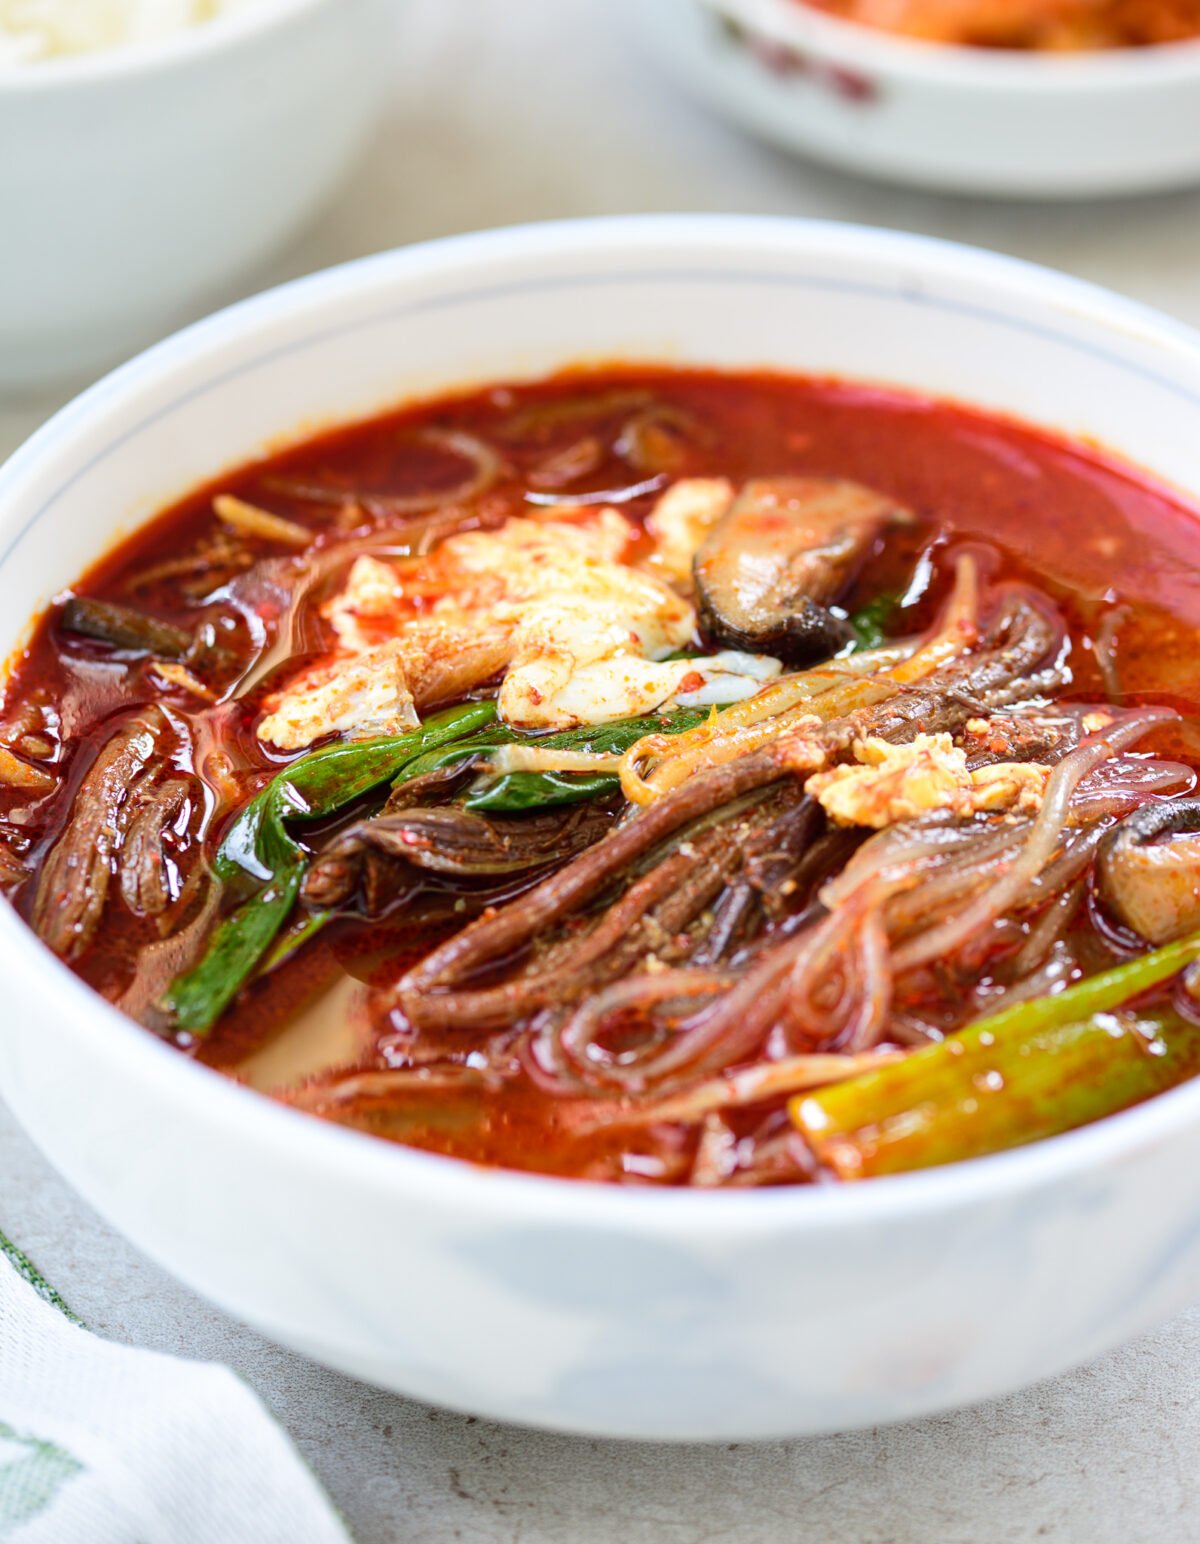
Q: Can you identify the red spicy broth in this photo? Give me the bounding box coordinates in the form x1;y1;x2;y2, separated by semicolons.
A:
6;366;1200;1185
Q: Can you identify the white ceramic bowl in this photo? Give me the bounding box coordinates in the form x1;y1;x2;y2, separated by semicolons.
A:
4;215;1200;1441
0;0;391;390
630;0;1200;197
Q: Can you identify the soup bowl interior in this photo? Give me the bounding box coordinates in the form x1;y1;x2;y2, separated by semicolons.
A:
4;216;1200;1439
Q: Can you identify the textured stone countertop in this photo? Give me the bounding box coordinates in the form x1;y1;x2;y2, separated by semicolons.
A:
4;2;1200;1538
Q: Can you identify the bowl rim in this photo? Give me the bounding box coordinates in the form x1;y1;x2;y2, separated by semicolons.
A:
702;0;1200;88
0;0;333;92
5;210;1200;1234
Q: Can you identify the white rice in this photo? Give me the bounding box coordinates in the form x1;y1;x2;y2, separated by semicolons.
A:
0;0;262;66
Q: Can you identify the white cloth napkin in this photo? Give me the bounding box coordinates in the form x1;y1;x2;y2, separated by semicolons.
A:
0;1235;349;1544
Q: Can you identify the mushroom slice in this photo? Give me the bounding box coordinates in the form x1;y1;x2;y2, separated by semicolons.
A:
694;478;910;665
1097;798;1200;945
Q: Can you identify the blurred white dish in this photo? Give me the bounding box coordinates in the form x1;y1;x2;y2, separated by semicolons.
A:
0;0;391;389
4;216;1200;1440
631;0;1200;197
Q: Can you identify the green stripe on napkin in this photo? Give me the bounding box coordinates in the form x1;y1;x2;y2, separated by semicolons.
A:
0;1231;80;1326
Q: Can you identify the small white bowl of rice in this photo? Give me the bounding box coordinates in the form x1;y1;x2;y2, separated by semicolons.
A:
0;0;392;389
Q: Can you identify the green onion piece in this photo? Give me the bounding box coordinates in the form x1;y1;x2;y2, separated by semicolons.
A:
259;906;334;975
461;708;709;812
954;930;1200;1044
166;701;500;1035
466;770;619;813
166;866;305;1035
391;710;711;808
848;594;899;652
389;727;521;793
281;700;498;814
215;701;499;884
792;931;1200;1179
169;705;709;1034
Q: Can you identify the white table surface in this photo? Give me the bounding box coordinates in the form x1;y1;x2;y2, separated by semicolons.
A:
5;3;1200;1539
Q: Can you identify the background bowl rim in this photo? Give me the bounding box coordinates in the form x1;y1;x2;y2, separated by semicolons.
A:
701;0;1200;88
0;0;333;93
5;211;1200;1232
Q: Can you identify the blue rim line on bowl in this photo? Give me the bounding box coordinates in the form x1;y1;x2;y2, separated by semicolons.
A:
7;264;1200;578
